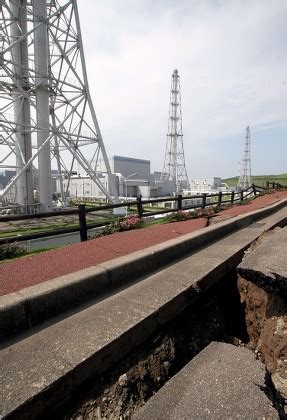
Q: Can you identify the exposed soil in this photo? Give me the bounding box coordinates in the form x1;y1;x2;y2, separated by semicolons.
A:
58;272;244;420
237;228;287;416
54;249;285;419
237;275;287;413
238;276;286;370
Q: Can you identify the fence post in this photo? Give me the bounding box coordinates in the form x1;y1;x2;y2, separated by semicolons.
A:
218;191;222;207
266;181;269;190
136;196;144;218
231;191;235;205
272;181;275;189
252;183;256;196
177;194;182;211
78;204;88;242
240;189;244;202
202;193;207;209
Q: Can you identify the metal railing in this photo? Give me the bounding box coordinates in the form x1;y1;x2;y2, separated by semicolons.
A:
0;182;285;245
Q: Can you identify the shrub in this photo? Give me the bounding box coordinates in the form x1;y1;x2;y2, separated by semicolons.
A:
235;198;252;206
214;205;224;213
0;242;25;261
119;214;144;231
99;220;121;236
92;214;144;238
166;210;192;222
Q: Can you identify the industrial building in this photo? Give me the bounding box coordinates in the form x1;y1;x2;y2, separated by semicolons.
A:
187;177;228;193
62;156;176;200
3;164;229;207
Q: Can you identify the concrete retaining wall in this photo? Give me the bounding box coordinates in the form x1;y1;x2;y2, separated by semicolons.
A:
1;199;286;341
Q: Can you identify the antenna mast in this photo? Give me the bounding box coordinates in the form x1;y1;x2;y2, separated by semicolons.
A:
160;69;189;192
238;126;251;189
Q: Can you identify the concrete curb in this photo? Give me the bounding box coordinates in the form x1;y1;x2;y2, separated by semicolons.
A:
1;198;286;341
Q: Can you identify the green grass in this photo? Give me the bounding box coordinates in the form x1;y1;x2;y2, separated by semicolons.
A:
0;223;77;238
222;173;287;188
208;195;231;204
0;245;59;263
69;199;108;207
0;215;113;239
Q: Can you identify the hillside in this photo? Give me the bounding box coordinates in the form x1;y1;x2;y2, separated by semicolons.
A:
222;174;287;188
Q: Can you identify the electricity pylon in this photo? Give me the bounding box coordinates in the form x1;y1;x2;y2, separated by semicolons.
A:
0;0;117;212
238;126;252;189
160;69;189;193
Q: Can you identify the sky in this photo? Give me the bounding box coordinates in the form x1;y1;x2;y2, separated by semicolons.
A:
77;0;287;178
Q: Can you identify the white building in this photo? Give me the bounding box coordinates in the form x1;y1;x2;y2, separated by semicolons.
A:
189;177;222;191
181;177;229;208
60;156;176;200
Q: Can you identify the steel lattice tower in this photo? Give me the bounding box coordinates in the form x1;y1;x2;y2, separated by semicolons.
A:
160;69;189;193
238;126;252;189
0;0;118;212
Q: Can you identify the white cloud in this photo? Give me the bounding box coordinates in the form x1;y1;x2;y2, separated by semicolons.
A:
78;0;287;177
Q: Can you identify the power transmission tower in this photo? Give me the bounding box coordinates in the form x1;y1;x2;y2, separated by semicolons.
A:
160;69;189;193
0;0;118;212
238;126;252;189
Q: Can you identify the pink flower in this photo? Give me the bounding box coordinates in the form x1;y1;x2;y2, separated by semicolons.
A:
119;214;142;231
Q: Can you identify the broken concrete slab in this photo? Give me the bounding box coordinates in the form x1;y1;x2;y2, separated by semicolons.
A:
237;227;287;295
135;342;279;419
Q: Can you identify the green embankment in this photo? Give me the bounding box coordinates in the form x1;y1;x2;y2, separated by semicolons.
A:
222;173;287;188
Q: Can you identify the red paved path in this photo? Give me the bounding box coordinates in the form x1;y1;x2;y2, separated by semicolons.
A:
0;191;286;297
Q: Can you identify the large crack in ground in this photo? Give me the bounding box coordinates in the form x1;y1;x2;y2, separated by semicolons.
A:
52;229;286;420
55;272;246;419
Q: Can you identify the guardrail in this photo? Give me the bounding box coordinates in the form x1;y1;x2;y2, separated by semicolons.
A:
0;182;285;245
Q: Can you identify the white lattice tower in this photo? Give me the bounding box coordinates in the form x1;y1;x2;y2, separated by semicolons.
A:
0;0;118;211
237;126;251;189
160;69;189;193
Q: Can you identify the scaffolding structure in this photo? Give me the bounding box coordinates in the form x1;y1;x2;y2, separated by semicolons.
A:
0;0;117;212
238;126;252;189
160;69;189;192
